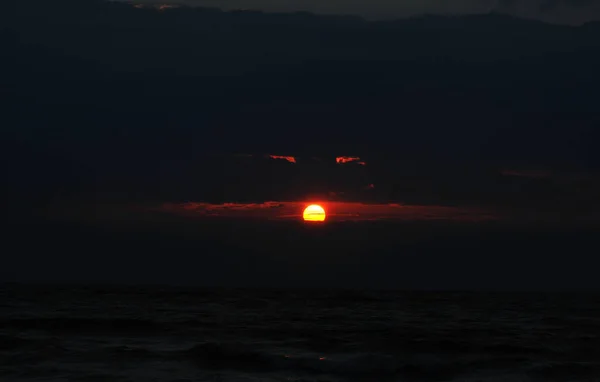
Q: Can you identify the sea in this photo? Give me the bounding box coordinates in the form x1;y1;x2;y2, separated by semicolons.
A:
1;284;600;382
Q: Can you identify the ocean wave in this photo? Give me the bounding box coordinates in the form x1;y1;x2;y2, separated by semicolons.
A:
528;361;600;378
0;317;168;335
180;343;403;376
0;335;67;365
181;343;279;372
175;342;519;378
0;336;564;380
482;342;546;355
0;334;66;352
102;345;158;358
0;335;33;351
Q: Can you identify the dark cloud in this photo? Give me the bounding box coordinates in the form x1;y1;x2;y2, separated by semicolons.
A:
539;0;596;12
500;169;553;179
132;0;600;24
495;0;518;11
5;0;600;213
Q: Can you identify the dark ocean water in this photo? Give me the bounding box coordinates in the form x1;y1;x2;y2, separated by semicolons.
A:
1;285;600;382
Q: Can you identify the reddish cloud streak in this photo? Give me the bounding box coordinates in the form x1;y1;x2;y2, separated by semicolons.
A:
133;4;180;10
336;156;363;165
268;155;297;164
231;154;368;166
160;201;497;222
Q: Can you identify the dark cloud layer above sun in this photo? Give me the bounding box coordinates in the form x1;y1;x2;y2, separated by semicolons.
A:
132;0;600;24
4;0;600;216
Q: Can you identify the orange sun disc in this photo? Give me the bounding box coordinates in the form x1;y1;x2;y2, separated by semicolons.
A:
303;204;326;222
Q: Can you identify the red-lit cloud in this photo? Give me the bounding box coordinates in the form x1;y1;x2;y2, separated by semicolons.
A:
229;153;369;166
268;155;297;164
132;4;180;11
336;156;364;165
159;201;497;222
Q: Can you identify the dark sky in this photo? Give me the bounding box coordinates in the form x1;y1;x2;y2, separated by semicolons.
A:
3;0;600;289
134;0;600;24
4;0;600;208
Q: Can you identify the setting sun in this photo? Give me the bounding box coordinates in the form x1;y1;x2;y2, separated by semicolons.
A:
303;204;326;222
